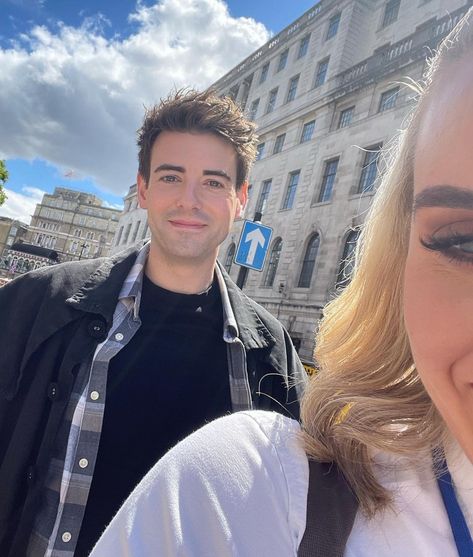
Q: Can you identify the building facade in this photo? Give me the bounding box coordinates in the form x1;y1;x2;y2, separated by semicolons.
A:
109;184;149;255
26;187;121;262
0;217;29;276
110;0;470;363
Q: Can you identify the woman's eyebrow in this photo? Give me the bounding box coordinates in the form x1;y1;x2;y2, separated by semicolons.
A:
413;184;473;213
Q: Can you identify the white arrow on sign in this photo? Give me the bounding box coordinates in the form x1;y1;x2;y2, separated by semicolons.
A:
245;227;266;266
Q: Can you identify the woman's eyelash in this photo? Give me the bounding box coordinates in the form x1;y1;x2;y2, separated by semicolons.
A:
420;232;473;264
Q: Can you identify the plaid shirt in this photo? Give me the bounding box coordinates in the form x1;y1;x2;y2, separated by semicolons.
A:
27;243;253;556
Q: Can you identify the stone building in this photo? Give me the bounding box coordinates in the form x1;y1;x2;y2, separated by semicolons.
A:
109;184;149;254
110;0;470;363
26;186;121;262
0;216;28;258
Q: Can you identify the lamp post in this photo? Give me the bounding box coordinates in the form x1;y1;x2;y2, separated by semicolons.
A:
78;242;89;260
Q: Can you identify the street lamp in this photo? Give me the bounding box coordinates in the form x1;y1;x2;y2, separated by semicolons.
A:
78;242;89;260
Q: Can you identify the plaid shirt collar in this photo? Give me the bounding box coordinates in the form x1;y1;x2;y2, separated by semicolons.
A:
119;242;239;342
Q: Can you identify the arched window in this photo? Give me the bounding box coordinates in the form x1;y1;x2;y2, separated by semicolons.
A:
224;243;235;273
263;238;282;287
336;229;360;287
298;234;320;288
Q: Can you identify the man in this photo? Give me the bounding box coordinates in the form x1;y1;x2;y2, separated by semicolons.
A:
0;89;306;556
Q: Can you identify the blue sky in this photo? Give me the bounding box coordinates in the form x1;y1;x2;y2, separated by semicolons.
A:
0;0;318;223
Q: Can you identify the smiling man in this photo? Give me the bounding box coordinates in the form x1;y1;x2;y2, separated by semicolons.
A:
0;89;306;557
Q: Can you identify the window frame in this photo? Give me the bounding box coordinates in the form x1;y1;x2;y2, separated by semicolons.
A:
317;158;339;203
357;143;383;194
314;57;329;88
378;86;400;112
263;238;283;288
338;106;354;129
326;12;341;40
277;49;289;72
273;133;286;155
266;88;278;114
255;179;272;214
298;234;320;288
281;170;300;210
286;74;300;103
300;120;316;143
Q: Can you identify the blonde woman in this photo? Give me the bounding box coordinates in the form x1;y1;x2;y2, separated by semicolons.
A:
91;9;473;557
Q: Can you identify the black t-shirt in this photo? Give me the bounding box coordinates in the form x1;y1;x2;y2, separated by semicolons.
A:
75;275;231;555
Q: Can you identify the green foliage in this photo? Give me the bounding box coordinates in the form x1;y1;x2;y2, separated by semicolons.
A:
0;160;8;206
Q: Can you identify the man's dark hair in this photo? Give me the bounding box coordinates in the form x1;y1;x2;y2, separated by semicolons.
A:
137;88;258;190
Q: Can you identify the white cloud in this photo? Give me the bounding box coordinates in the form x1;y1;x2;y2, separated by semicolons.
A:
0;0;269;196
0;186;46;224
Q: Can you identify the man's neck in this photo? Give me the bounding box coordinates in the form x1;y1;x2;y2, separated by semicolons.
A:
145;248;216;295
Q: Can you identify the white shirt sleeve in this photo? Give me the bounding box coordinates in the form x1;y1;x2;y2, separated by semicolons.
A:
90;410;309;557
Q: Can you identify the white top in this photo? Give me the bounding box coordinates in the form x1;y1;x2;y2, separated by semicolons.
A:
91;411;473;556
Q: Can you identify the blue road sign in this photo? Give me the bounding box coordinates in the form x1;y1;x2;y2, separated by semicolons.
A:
234;220;273;272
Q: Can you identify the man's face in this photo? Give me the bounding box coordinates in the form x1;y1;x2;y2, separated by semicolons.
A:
138;131;246;269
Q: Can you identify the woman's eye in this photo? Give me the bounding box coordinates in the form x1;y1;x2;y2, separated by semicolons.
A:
421;222;473;264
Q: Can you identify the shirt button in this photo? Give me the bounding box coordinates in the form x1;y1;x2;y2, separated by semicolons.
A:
62;532;72;543
90;391;100;401
79;458;89;469
115;332;124;341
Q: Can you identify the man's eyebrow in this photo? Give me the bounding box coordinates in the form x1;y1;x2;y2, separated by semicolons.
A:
203;169;232;181
413;185;473;213
154;164;185;173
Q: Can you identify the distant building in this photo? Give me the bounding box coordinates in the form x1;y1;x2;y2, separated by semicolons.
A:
109;0;470;363
26;187;121;262
108;184;149;255
0;216;28;256
0;217;29;276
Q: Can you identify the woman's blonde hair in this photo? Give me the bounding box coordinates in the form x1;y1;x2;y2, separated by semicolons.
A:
301;7;473;517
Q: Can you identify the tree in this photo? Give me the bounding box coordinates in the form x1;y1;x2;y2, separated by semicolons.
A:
0;160;7;206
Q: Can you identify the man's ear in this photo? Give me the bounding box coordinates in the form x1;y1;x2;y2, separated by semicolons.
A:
235;182;248;218
137;173;148;209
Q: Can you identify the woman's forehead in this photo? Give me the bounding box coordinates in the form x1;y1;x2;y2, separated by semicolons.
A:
414;57;473;196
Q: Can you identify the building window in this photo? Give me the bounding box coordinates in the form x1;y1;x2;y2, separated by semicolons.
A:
298;34;310;59
298;234;320;288
266;88;278;114
73;228;82;237
273;133;286;154
382;0;400;28
318;158;339;203
86;231;95;240
281;171;300;210
277;49;289;72
131;220;141;243
286;75;299;103
255;179;272;214
300;120;316;143
70;241;78;254
256;142;265;161
228;84;239;101
338;106;354;128
224;243;235;273
249;98;260;120
358;143;383;193
378;86;399;112
326;12;341;40
314;58;329;87
116;226;124;245
336;229;360;288
123;223;132;244
263;238;282;287
260;62;270;84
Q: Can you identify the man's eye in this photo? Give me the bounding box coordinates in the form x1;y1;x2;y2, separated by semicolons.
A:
161;175;179;183
207;180;224;189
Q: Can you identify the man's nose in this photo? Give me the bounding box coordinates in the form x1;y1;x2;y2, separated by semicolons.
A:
176;181;201;209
